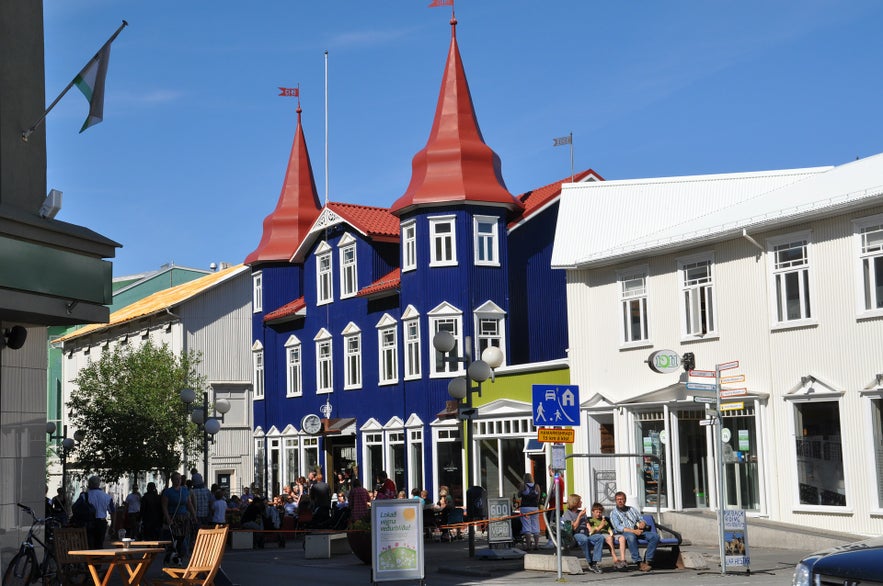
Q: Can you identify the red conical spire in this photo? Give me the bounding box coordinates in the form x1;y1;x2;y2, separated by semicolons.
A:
390;16;523;216
245;106;323;265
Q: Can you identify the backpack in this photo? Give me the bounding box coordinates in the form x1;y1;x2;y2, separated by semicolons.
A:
520;483;540;508
72;493;96;528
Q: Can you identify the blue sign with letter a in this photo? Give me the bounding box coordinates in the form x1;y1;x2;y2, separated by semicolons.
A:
532;384;580;427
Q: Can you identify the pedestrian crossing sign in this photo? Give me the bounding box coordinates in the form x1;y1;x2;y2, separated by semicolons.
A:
532;384;580;427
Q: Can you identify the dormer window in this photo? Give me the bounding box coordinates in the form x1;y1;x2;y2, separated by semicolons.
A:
402;221;417;272
339;235;358;298
474;216;499;266
316;242;333;305
429;216;457;267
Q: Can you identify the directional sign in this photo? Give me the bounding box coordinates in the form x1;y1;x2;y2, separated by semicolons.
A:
717;360;739;371
537;427;575;443
721;374;745;384
720;401;745;411
692;396;716;404
699;419;715;427
689;369;716;378
720;387;748;399
686;382;717;392
532;385;580;427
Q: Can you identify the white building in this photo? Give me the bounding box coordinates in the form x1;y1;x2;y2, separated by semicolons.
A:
552;153;883;535
57;264;255;498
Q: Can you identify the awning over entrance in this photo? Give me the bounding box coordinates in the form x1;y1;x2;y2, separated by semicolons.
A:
322;417;357;435
619;374;769;405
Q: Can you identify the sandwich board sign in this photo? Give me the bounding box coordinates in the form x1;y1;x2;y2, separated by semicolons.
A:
371;500;424;583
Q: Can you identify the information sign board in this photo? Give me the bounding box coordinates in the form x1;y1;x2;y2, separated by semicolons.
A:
538;428;575;443
532;385;580;427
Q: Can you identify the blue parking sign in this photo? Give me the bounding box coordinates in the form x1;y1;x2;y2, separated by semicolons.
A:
532;385;580;427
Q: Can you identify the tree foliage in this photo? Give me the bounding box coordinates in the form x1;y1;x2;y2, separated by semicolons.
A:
68;341;205;483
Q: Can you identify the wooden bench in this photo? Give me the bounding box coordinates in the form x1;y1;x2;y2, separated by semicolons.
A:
304;531;350;559
613;514;683;568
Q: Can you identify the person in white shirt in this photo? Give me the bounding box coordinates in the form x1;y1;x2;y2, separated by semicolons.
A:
124;485;141;539
211;489;228;525
86;475;115;549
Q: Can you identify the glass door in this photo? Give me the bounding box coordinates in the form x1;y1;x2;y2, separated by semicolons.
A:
677;411;709;508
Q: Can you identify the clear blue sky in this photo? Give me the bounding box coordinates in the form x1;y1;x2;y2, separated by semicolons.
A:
43;1;883;277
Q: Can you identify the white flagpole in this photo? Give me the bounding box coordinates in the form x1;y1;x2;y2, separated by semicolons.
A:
569;132;574;183
22;20;128;142
324;49;329;206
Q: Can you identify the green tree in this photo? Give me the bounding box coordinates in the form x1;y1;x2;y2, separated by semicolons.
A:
68;341;205;483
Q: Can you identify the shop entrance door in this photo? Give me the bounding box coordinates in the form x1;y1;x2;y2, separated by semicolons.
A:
677;411;709;508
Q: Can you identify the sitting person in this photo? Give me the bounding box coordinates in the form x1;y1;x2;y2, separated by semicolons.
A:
587;502;625;570
609;491;659;572
211;489;228;526
240;497;266;548
562;494;604;574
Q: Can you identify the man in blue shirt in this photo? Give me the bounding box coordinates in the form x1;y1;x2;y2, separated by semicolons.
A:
609;491;659;572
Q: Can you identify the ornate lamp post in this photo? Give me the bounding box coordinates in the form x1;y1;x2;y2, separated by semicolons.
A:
46;422;84;508
180;388;230;481
432;331;503;557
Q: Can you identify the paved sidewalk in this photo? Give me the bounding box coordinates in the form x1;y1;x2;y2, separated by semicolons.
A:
163;536;807;586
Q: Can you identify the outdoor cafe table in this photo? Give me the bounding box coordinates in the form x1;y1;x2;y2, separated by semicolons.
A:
67;547;165;586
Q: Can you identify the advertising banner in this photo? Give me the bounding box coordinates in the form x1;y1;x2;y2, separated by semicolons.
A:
371;500;424;583
722;509;750;569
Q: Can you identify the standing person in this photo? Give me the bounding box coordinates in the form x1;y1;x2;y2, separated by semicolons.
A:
124;484;142;539
517;473;541;550
348;479;370;523
562;494;604;574
140;482;163;540
211;488;228;526
162;472;197;563
190;473;212;527
609;491;659;572
50;487;68;525
86;475;114;549
240;486;254;508
311;472;332;511
374;471;396;500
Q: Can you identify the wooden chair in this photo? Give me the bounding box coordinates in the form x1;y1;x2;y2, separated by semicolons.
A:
153;526;228;586
52;527;90;586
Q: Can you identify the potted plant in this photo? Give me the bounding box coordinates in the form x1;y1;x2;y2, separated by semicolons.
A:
347;518;372;565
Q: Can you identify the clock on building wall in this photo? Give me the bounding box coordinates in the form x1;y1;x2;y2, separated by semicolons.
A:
301;413;322;436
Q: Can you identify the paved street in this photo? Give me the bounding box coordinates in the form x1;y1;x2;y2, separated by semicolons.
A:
141;536;807;586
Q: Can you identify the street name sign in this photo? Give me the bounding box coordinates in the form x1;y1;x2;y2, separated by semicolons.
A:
720;401;745;411
720;387;748;398
692;396;716;404
537;427;575;443
686;382;717;392
699;419;715;426
717;360;739;371
689;369;716;378
720;374;745;384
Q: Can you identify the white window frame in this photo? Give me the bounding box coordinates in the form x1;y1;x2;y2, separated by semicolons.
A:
314;329;333;394
618;265;650;346
677;253;717;340
429;215;457;267
854;214;883;318
428;302;463;377
473;215;500;267
402;221;417;272
284;335;302;398
767;231;814;328
252;341;264;400
339;235;358;299
402;305;421;381
316;242;333;305
377;314;399;386
252;271;263;313
474;300;506;365
342;323;362;390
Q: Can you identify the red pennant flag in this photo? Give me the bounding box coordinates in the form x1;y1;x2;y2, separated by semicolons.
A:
428;0;453;7
278;87;299;97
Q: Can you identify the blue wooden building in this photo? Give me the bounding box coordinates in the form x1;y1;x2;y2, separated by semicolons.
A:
245;18;600;504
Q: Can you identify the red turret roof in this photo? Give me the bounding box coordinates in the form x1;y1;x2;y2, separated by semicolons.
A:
245;106;323;266
390;17;523;216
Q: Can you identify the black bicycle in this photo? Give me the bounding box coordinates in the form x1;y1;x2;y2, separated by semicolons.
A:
2;503;60;586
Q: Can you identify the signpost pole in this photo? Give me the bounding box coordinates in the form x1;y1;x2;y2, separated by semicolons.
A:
715;364;727;576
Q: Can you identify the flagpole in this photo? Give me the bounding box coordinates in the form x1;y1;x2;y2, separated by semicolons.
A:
569;132;574;183
22;20;128;142
324;49;329;206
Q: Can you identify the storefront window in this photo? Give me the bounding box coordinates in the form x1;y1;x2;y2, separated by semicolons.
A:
794;401;845;506
478;437;524;499
873;399;883;507
285;438;299;486
635;415;667;508
676;410;709;509
436;427;462;506
721;411;760;510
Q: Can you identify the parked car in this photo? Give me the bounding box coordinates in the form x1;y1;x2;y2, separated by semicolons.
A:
792;536;883;585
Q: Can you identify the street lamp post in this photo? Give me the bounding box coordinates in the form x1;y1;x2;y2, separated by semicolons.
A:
46;422;84;509
432;332;503;558
180;388;230;482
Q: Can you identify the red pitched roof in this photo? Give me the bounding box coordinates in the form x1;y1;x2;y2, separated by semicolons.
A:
263;296;306;323
390;17;523;216
509;169;603;229
326;202;399;242
357;268;400;298
245;107;323;266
